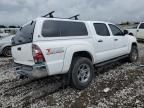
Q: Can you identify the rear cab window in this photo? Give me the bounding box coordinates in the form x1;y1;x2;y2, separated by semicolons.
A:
42;20;88;37
12;21;36;46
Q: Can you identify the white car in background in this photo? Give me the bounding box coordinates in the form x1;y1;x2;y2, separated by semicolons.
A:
127;22;144;41
0;35;14;57
0;33;9;37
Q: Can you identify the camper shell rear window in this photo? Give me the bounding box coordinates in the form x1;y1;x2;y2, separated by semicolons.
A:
12;21;35;46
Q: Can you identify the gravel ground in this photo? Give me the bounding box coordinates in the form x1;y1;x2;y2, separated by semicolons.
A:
0;43;144;108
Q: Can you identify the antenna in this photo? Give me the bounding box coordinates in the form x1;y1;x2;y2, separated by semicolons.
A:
42;11;55;18
69;14;80;20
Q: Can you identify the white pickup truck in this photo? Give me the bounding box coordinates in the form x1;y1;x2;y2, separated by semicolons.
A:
11;16;138;90
127;22;144;41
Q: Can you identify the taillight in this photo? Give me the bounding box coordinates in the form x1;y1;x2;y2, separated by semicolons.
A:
32;44;45;64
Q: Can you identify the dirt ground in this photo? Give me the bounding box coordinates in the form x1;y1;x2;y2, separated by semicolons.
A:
0;43;144;108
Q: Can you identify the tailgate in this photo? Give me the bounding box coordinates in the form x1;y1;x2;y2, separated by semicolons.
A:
12;43;34;66
11;21;36;66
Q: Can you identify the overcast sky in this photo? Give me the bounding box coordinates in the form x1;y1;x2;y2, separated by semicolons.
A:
0;0;144;25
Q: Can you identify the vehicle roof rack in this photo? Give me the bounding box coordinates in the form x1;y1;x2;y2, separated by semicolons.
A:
68;14;80;20
42;11;80;20
42;11;55;18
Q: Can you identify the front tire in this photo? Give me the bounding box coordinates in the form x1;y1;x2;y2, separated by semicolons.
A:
3;47;12;57
128;45;139;63
70;57;94;90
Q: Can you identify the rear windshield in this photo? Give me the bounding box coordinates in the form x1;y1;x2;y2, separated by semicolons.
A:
42;20;88;37
12;21;35;46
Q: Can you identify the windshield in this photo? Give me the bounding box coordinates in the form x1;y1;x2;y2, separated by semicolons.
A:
12;21;35;46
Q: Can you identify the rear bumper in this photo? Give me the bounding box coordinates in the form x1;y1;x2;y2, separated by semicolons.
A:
14;63;48;79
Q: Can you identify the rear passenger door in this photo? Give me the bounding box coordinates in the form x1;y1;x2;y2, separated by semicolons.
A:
108;24;128;56
93;23;116;62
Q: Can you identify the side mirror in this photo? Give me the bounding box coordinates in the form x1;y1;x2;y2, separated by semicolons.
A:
123;30;128;35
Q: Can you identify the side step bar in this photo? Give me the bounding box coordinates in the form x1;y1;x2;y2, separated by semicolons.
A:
95;55;128;67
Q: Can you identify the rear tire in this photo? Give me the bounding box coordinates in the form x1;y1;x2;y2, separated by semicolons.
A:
3;47;12;57
69;57;94;90
128;45;138;63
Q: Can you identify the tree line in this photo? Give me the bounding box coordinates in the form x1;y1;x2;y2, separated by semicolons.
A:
0;25;20;28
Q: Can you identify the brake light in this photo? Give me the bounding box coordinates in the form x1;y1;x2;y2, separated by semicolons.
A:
32;44;45;64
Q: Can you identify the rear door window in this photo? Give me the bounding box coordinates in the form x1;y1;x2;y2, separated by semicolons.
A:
42;20;88;37
93;23;110;36
12;21;35;45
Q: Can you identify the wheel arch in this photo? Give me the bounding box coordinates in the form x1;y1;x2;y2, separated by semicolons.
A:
129;42;138;52
128;41;138;54
72;51;94;62
62;45;95;74
128;42;139;62
132;42;137;47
